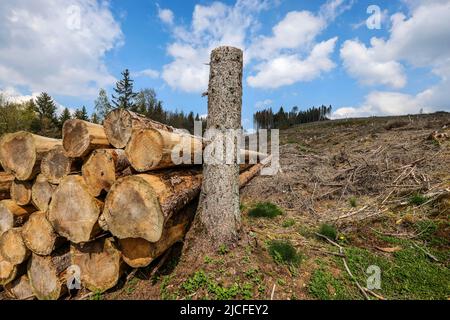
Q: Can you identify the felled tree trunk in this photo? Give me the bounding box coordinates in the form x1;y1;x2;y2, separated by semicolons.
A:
22;211;61;256
11;180;32;206
0;200;35;236
0;227;30;265
48;175;103;243
41;146;79;184
31;174;56;212
195;46;243;244
0;132;61;180
104;108;175;148
0;251;18;285
82;149;131;197
126;128;203;172
4;275;34;300
62;120;110;158
100;169;203;242
27;250;70;300
70;237;123;293
0;172;14;200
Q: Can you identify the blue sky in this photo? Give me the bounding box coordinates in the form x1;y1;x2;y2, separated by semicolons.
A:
1;0;449;129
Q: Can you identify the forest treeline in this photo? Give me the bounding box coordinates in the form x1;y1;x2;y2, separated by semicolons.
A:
0;69;206;138
253;105;332;130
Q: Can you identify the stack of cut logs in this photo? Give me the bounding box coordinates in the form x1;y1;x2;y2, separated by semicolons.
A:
0;108;268;300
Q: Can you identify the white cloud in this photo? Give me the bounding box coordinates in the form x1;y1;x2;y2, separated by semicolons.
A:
255;99;273;109
340;39;406;89
0;0;123;98
160;0;352;92
248;37;337;89
158;7;174;25
133;69;160;79
336;0;450;117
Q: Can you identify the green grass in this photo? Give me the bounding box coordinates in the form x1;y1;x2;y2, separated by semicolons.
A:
268;240;302;266
180;270;257;300
309;268;356;300
349;197;357;208
342;245;450;300
409;193;428;206
282;218;296;228
318;223;337;240
218;244;229;255
248;202;283;218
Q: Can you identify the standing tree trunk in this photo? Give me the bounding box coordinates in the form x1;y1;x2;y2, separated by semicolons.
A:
82;149;131;197
41;146;79;184
62;120;110;158
195;46;243;244
48;175;103;243
0;172;14;200
104;109;175;148
70;237;123;293
0;200;34;237
0;132;61;180
27;250;70;300
31;174;56;212
11;180;33;206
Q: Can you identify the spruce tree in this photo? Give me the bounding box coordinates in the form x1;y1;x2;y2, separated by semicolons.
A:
94;88;113;121
111;69;137;109
34;92;58;136
59;107;72;129
74;106;89;121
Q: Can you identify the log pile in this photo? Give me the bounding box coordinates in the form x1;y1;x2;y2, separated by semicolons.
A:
0;110;268;299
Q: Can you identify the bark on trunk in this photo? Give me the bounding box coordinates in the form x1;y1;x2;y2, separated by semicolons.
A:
41;146;79;184
196;46;243;244
104;108;176;148
82;149;131;197
0;227;30;265
70;237;123;293
62;119;110;158
22;211;61;256
0;132;62;180
4;274;34;300
125;128;203;172
31;174;56;212
99;169;202;242
48;175;103;243
0;200;35;237
27;250;70;300
0;171;14;200
10;180;33;206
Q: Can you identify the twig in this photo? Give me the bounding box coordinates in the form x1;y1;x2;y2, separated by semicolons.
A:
327;205;369;221
363;288;385;300
412;243;439;262
270;284;276;300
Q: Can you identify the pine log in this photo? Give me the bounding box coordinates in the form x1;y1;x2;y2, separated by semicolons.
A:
0;227;30;265
100;169;203;242
104;108;175;148
11;179;32;206
31;174;56;212
0;250;18;285
41;146;78;184
0;200;34;237
70;237;123;293
0;172;14;200
126;128;203;172
48;175;103;243
62;119;110;158
0;132;62;180
82;149;131;197
100;163;267;243
22;211;61;256
27;250;70;300
4;274;34;300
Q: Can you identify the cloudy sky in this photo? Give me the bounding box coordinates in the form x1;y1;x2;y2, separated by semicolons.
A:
1;0;449;128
